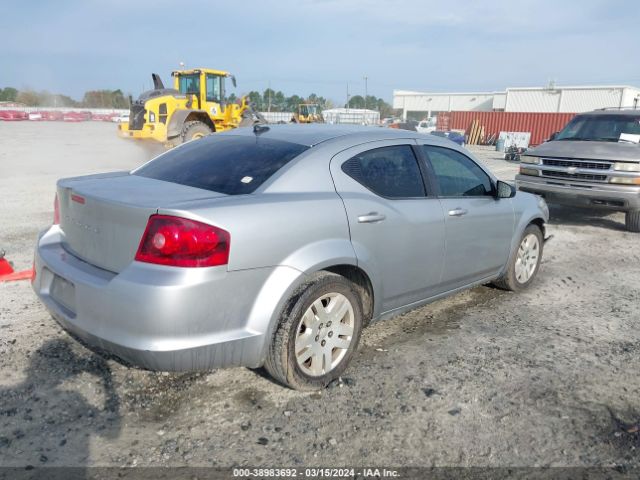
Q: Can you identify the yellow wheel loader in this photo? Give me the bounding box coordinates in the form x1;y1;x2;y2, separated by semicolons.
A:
291;103;324;123
118;68;265;148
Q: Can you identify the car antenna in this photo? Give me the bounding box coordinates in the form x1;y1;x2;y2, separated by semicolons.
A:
253;124;269;135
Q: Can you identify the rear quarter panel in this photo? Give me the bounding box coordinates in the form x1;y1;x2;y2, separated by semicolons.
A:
161;191;355;273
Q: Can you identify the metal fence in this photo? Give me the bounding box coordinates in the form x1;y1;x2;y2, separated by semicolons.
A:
322;109;380;125
259;112;294;124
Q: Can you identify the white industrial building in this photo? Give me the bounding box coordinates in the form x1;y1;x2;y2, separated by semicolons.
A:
394;85;640;119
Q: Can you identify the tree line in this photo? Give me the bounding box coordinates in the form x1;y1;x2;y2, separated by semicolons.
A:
0;87;130;109
345;95;395;118
241;89;394;117
1;86;395;116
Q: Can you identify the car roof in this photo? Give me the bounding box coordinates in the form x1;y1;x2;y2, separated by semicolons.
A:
216;124;431;147
580;109;640;117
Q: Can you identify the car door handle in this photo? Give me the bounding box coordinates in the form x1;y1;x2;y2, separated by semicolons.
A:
358;212;386;223
448;208;468;217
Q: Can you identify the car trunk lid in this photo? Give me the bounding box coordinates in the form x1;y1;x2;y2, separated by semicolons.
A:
57;172;226;273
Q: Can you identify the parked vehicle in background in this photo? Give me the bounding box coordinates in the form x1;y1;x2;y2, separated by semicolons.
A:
0;110;28;121
516;109;640;232
91;113;117;122
40;111;64;121
389;120;418;131
63;111;91;122
291;103;324;123
33;125;548;389
416;117;437;134
431;130;465;146
112;113;130;124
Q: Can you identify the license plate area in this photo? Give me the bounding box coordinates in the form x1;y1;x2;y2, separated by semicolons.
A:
50;274;77;316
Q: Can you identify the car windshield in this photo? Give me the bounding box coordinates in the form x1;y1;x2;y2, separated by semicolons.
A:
556;114;640;142
133;135;309;195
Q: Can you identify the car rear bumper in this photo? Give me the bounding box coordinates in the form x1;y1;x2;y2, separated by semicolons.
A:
515;175;640;211
33;226;299;371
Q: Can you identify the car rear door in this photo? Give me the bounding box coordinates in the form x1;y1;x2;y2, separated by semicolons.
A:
420;144;514;289
330;140;446;313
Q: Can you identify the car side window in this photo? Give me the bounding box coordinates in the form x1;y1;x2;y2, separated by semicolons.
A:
422;146;493;197
342;145;426;198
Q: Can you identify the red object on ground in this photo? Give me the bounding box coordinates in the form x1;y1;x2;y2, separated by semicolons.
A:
0;269;34;282
0;254;34;282
0;257;13;275
437;111;577;146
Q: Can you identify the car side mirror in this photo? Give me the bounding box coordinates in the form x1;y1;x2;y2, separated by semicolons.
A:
547;131;559;141
496;180;516;199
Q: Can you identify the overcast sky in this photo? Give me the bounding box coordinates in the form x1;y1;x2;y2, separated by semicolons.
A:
3;0;640;103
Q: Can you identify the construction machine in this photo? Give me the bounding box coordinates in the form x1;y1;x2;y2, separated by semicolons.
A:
118;68;265;147
291;103;323;123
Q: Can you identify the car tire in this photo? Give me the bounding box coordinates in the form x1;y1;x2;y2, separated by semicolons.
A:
181;121;212;143
492;224;544;292
625;210;640;233
264;272;363;390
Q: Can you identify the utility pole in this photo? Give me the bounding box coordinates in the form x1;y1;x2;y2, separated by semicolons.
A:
363;76;368;110
346;83;351;111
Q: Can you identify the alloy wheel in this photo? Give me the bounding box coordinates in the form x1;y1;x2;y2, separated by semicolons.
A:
515;233;540;283
294;292;355;377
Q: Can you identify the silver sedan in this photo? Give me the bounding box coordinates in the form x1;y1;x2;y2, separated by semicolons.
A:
33;125;549;389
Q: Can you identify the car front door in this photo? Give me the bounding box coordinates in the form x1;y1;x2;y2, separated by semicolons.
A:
330;140;447;313
420;144;514;290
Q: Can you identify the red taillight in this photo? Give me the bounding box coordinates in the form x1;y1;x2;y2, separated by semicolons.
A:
135;215;230;267
53;193;60;225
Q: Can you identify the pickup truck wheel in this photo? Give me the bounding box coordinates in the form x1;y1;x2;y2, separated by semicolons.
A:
625;210;640;233
493;224;544;292
264;272;363;390
181;121;212;143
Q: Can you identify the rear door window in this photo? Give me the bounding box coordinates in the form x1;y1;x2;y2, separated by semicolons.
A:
133;136;309;195
341;145;426;198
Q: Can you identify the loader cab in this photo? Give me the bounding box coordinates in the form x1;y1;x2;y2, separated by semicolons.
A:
296;104;322;123
172;68;231;119
300;104;319;117
177;74;200;96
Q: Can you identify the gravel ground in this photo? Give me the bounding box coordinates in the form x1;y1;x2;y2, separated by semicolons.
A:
0;122;638;470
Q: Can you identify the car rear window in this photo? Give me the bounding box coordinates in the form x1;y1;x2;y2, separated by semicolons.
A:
133;135;309;195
